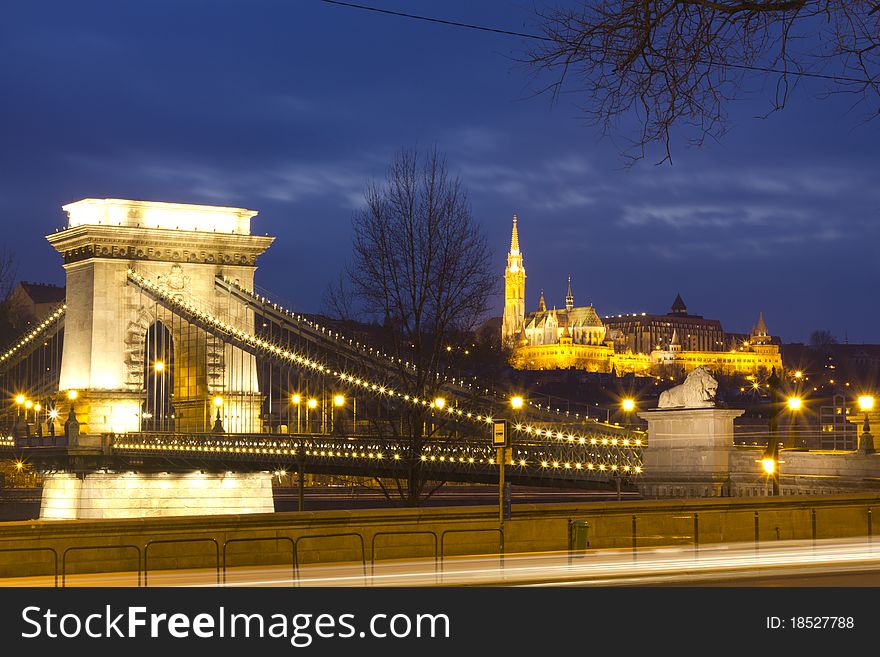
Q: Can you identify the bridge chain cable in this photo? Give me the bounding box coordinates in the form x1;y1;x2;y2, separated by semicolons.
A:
215;274;639;432
0;305;66;374
126;268;645;456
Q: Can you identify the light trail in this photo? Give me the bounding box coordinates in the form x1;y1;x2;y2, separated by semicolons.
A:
3;537;879;588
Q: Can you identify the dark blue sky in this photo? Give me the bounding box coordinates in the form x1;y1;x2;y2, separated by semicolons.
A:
2;1;877;343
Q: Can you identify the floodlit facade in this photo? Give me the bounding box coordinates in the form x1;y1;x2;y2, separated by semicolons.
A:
501;215;783;377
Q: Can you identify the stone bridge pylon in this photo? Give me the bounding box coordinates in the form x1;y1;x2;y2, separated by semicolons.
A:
47;198;275;436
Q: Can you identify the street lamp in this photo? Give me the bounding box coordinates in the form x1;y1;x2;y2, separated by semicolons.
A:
786;395;803;448
858;395;875;453
433;397;445;410
306;397;318;434
332;395;346;433
212;396;224;433
621;398;636;432
760;439;781;496
290;394;302;434
510;396;524;410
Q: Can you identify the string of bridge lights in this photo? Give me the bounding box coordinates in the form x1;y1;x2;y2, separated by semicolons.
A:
223;275;509;402
129;269;644;449
0;305;66;366
110;434;641;474
220;275;639;429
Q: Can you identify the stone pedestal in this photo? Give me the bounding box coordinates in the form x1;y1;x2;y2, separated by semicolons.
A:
637;407;744;498
40;471;275;520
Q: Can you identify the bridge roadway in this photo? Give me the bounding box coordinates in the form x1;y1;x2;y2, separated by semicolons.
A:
0;430;642;489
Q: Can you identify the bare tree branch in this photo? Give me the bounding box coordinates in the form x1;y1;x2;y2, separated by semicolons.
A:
526;1;879;163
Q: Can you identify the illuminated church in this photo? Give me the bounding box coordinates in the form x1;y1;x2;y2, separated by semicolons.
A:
501;215;783;377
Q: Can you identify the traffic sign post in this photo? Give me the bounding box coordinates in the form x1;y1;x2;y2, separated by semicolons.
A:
493;420;511;528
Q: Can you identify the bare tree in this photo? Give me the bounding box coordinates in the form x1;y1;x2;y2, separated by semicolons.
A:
345;146;496;505
526;1;880;163
809;328;838;349
0;250;18;346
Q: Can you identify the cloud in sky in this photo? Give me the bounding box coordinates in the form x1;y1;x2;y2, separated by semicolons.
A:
2;0;879;342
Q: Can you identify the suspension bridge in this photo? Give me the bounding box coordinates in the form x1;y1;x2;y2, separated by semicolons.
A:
0;198;643;517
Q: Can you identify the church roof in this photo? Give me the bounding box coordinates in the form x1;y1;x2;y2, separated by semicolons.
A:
524;305;603;328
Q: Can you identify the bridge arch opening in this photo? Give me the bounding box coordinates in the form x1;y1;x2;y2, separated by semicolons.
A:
143;321;174;432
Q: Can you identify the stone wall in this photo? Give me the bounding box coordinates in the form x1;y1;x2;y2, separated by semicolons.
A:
39;472;274;520
2;495;878;581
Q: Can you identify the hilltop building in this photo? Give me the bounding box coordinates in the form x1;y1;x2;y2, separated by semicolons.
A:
500;215;783;377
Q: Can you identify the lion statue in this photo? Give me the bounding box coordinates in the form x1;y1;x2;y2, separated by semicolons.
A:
658;366;719;409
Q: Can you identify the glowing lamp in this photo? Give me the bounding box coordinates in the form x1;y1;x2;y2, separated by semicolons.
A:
787;396;802;411
622;398;636;412
433;397;445;410
510;396;524;410
858;396;875;412
154;361;165;372
761;458;776;475
15;394;25;405
67;390;78;401
307;398;318;409
213;396;224;408
24;400;33;410
33;403;41;412
291;394;302;405
333;395;345;407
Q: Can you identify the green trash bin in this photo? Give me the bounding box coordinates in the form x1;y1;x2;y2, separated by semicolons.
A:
569;520;590;553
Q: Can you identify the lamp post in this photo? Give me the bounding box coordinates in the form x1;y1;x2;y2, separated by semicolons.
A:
332;394;345;434
621;398;635;427
765;370;781;495
34;402;42;438
211;396;225;433
307;398;317;434
48;408;58;439
858;395;875;453
290;394;301;434
154;361;165;431
786;395;803;449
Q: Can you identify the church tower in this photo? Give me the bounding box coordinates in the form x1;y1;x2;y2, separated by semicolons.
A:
565;275;574;312
502;214;526;347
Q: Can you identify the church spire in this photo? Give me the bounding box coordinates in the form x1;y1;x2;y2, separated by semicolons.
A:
538;290;546;312
755;311;768;336
510;214;520;255
501;213;526;347
670;328;681;353
565;275;573;312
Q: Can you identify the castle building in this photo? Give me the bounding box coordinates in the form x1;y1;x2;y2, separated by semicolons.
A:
603;294;724;353
501;215;783;377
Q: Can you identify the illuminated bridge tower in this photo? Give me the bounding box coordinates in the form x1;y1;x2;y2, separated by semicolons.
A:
47;198;275;435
